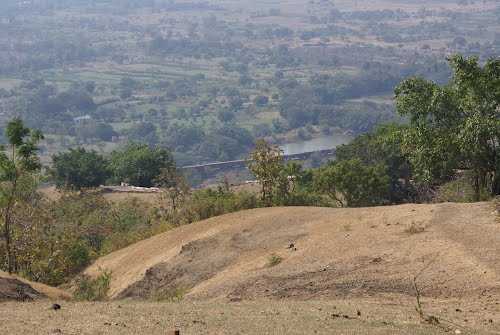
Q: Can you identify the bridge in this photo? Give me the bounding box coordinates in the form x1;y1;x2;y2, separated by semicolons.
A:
180;148;336;172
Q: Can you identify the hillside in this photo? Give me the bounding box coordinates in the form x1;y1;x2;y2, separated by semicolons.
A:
86;202;500;304
0;271;71;301
3;202;500;334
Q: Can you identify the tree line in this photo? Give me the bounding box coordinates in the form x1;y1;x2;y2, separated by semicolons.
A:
250;55;500;205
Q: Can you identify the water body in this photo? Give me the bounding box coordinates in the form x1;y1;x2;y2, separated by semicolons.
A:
280;133;352;156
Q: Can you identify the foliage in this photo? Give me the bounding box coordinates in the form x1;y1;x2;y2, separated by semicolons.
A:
74;270;112;301
3;191;164;286
0;118;43;273
314;159;390;207
434;172;491;203
395;55;500;200
151;286;187;302
177;186;260;224
248;139;287;206
267;254;283;267
335;124;415;203
51;148;110;190
155;167;190;211
109;143;175;187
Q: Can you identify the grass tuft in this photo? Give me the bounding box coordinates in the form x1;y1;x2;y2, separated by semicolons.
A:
267;254;283;267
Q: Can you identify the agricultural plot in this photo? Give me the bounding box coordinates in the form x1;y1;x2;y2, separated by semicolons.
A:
0;0;498;172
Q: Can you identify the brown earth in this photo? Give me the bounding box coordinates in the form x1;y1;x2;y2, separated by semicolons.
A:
38;185;163;204
86;202;500;304
4;202;500;334
0;271;71;301
3;297;497;335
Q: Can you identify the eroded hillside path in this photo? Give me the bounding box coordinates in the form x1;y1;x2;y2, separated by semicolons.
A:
86;203;500;304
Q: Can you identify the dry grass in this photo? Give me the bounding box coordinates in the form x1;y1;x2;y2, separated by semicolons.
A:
86;202;498;304
38;186;162;205
0;271;72;301
405;221;426;234
4;202;500;334
3;298;496;335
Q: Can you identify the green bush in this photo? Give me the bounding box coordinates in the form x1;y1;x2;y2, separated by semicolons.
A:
267;254;283;267
151;286;187;302
314;159;391;207
435;173;491;203
65;243;91;271
9;193;164;286
74;270;112;301
179;188;261;223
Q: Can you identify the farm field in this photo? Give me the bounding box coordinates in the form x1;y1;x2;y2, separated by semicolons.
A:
0;0;498;181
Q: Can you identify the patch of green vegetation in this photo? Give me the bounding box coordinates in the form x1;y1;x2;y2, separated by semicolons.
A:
268;254;283;267
74;270;112;301
151;287;188;302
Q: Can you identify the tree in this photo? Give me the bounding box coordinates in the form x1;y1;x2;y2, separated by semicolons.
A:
76;121;117;142
248;140;286;206
275;161;304;205
51;148;110;190
155;167;190;211
335;124;415;203
127;122;157;145
395;55;500;200
254;95;269;107
0;118;43;273
314;159;390;207
109;143;175;187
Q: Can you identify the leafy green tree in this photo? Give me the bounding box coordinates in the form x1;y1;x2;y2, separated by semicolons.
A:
109;143;175;187
51;148;110;190
127;122;157;145
0;118;43;273
314;159;390;207
395;55;500;200
248;139;286;206
93;123;116;142
273;162;309;205
335;124;414;203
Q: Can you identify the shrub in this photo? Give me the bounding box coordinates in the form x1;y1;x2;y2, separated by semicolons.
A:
435;172;491;203
267;254;283;267
314;159;390;207
151;286;187;302
178;188;260;224
405;221;426;235
11;193;163;286
74;270;112;301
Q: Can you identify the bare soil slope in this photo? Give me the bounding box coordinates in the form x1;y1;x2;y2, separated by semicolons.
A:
86;202;500;304
4;202;500;334
0;271;71;301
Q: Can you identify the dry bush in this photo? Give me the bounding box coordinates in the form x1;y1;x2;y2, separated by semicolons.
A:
405;221;426;234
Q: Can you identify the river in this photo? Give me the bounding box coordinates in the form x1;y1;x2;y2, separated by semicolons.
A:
280;133;352;156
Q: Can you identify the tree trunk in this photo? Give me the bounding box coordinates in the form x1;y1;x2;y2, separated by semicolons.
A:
4;173;18;274
492;172;500;196
4;202;14;274
473;172;480;202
